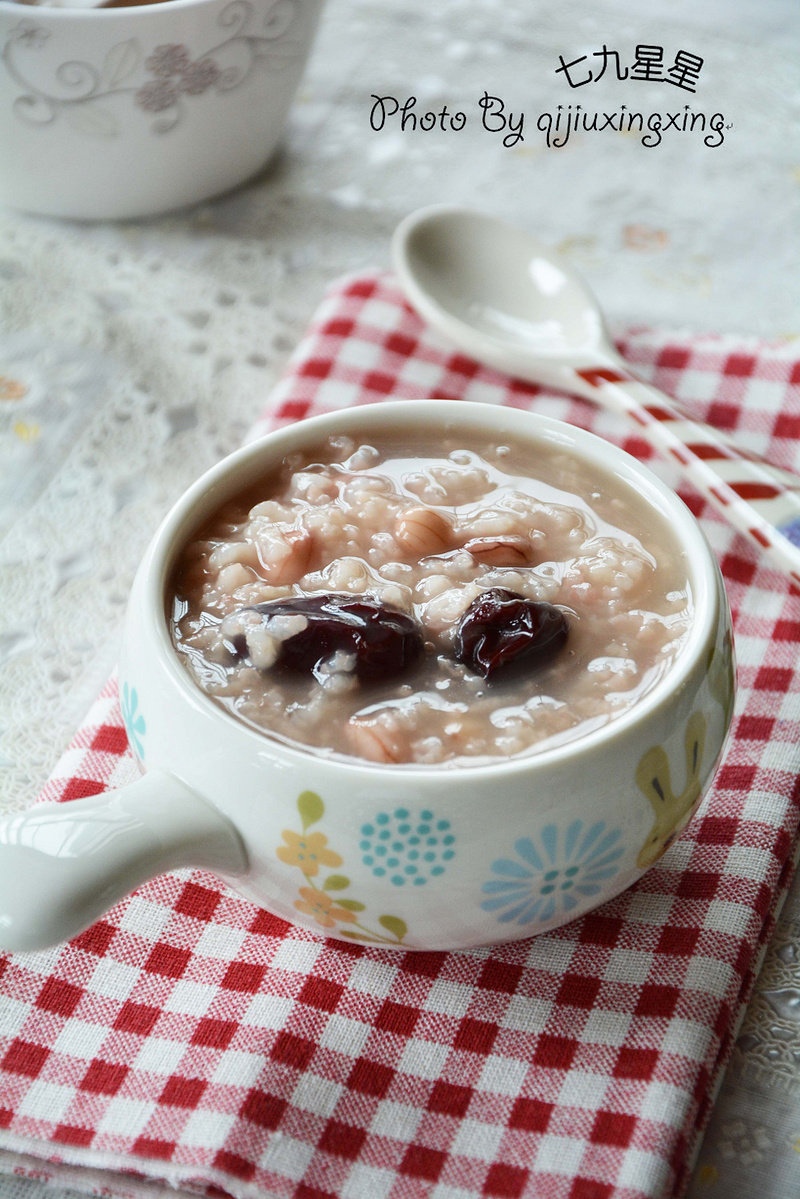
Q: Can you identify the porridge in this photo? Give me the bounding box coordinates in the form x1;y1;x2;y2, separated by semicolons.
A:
169;429;692;765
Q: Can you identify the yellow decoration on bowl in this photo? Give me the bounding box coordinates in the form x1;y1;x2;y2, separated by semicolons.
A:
636;711;707;869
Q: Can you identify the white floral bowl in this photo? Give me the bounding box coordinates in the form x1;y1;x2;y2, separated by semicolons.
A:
0;402;735;952
0;0;323;218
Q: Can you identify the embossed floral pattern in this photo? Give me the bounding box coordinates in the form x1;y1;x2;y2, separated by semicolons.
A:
9;21;49;50
134;45;222;111
481;821;625;926
144;44;191;78
276;790;409;945
2;0;303;138
135;78;179;114
717;1118;773;1166
179;59;222;95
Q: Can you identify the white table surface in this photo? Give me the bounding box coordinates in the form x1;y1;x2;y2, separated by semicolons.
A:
1;0;799;1196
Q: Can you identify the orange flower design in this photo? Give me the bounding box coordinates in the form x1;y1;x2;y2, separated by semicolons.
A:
294;887;353;929
276;791;409;946
277;829;342;876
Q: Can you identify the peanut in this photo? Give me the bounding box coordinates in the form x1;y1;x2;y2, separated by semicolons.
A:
463;535;535;567
394;507;453;556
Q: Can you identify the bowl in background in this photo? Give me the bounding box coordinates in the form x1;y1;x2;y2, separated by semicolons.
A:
0;0;324;218
0;402;736;952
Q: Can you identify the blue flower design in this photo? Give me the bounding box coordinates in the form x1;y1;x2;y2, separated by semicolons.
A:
121;682;146;760
481;821;624;926
360;808;455;887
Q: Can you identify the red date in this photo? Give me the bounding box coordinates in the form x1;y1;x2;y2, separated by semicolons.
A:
237;593;424;683
454;588;568;681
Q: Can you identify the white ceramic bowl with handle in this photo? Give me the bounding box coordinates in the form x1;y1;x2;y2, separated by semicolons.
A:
0;0;324;218
0;402;736;953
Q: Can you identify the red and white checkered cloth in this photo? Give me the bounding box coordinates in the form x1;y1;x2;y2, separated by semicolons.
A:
2;273;800;1199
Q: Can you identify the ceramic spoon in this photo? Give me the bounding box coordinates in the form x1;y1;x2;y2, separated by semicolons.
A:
393;205;800;582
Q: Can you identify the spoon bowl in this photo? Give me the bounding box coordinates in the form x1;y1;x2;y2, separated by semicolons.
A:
393;205;800;581
398;208;608;378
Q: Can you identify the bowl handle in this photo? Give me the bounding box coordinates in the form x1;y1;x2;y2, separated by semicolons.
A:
0;772;247;953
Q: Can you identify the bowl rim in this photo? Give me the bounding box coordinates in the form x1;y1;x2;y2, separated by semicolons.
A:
139;399;724;780
0;0;265;19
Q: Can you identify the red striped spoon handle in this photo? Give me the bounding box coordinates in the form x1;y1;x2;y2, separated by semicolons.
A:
574;364;800;583
392;207;800;579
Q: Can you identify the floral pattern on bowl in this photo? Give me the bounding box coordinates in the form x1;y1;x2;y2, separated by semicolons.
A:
359;807;456;887
480;821;625;927
276;791;410;946
2;0;303;137
635;710;707;869
120;681;146;760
